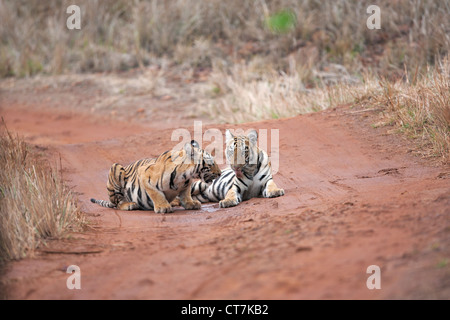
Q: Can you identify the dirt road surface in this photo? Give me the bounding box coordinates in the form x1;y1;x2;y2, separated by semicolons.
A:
1;86;449;299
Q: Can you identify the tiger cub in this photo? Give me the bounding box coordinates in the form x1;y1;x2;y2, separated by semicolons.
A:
90;140;221;213
189;129;284;208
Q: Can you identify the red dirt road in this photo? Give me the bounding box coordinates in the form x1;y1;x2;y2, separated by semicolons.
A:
1;100;449;299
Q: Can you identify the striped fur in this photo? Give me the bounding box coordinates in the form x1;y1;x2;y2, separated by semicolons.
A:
190;129;284;208
91;140;221;213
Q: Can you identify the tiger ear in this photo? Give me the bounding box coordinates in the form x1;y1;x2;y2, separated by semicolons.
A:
225;129;234;142
190;140;200;149
247;129;258;145
184;141;194;157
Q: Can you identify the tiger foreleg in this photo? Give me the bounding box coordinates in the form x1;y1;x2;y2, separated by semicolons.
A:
144;184;173;214
178;187;201;210
262;179;285;198
219;185;242;208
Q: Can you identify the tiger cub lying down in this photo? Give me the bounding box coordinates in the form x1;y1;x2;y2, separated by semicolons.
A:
174;129;284;208
91;140;221;213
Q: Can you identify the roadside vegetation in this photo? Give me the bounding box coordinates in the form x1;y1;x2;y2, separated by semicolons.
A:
0;0;448;162
0;123;84;262
354;59;450;162
1;0;447;78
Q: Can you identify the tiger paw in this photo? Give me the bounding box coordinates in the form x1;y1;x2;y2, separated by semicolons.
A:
263;188;285;198
170;198;181;207
182;200;201;210
154;204;173;214
219;198;239;208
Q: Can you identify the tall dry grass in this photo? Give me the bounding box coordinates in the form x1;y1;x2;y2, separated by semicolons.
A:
0;0;448;161
199;56;449;162
0;123;84;262
201;59;360;123
0;0;448;79
355;59;450;162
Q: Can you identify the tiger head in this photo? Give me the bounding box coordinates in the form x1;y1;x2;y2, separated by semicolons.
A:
225;129;259;179
183;140;221;183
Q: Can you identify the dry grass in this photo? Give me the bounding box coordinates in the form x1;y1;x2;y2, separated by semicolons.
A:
199;56;449;163
0;0;448;162
0;0;448;79
0;122;85;262
355;59;450;162
200;59;359;123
